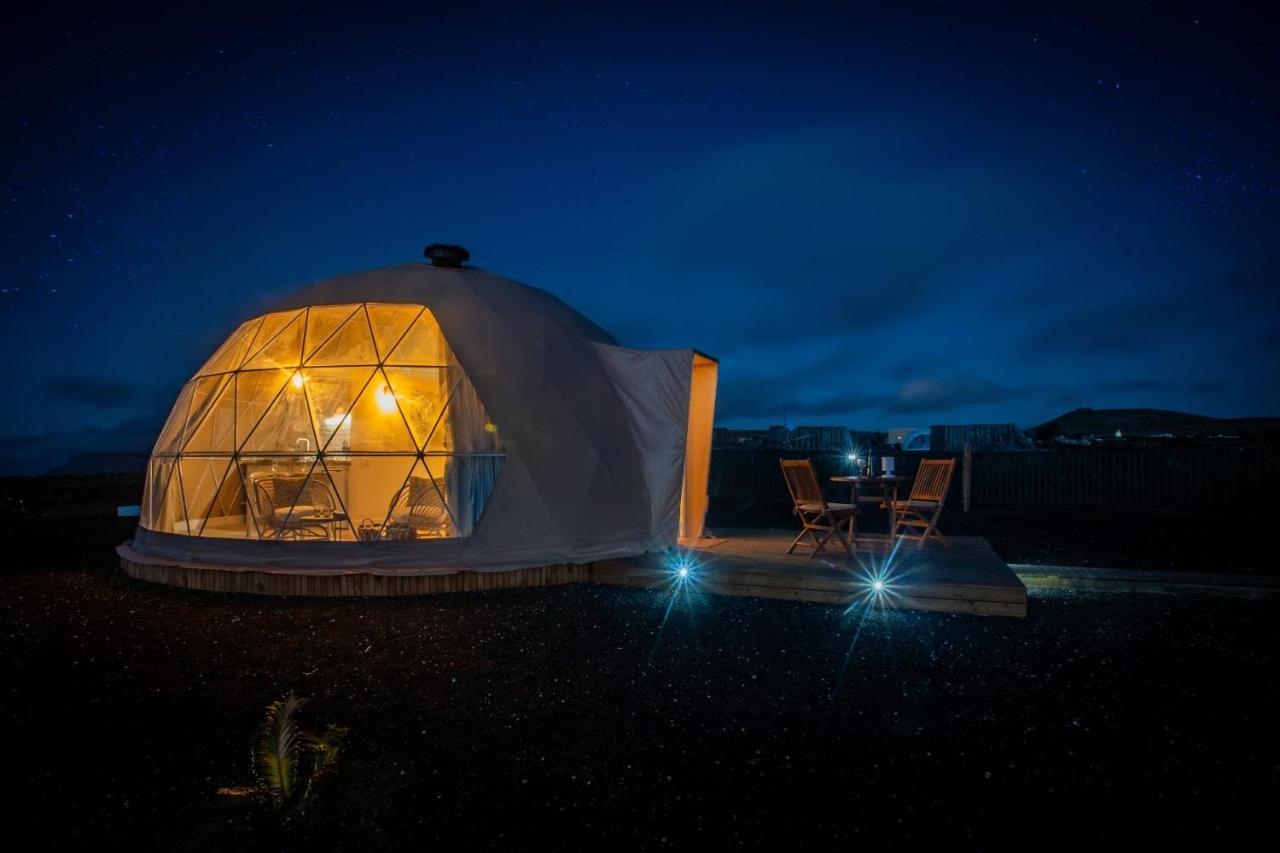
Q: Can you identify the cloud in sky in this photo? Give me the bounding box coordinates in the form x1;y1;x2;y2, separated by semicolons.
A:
0;412;165;475
43;375;139;409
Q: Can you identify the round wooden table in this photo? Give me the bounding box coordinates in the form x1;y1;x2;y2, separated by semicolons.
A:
830;475;912;543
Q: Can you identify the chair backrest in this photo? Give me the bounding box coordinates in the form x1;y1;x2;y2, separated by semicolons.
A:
245;474;279;533
780;459;828;510
248;472;334;523
910;458;956;503
390;475;449;525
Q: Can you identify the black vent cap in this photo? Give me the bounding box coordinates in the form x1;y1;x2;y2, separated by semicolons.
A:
424;243;470;268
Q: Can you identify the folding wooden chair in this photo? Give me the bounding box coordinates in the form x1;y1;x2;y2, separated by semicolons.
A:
887;458;956;549
780;459;857;557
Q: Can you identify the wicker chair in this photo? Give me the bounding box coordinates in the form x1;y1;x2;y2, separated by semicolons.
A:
886;458;956;549
779;459;857;557
246;472;336;540
386;475;451;538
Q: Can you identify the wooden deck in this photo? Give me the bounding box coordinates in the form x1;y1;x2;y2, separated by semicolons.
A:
118;530;1026;617
118;545;591;597
594;529;1028;618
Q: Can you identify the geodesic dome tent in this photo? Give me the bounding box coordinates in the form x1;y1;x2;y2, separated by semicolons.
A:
126;247;718;574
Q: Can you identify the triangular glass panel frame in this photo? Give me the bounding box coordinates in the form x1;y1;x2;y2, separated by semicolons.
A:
385;308;450;366
366;304;423;363
306;305;377;367
199;458;251;538
302;367;378;454
153;381;195;455
143;457;177;530
196;317;261;376
303;305;360;363
181;374;236;453
242;311;305;371
382;366;458;451
179;457;234;536
271;456;356;541
235;370;293;451
339;367;421;453
382;457;458;539
167;460;193;535
240;375;321;455
237;310;301;368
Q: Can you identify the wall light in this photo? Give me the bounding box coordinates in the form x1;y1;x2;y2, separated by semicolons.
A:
376;384;397;413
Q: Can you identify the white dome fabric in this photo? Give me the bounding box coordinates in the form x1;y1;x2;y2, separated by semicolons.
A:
130;263;714;572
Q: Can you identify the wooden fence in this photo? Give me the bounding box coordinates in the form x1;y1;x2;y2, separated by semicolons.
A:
706;446;1279;526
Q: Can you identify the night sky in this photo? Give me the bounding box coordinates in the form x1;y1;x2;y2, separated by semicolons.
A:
3;1;1278;474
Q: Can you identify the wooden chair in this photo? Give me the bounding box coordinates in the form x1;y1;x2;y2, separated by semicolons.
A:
887;458;956;549
779;459;857;557
246;472;335;540
386;475;451;538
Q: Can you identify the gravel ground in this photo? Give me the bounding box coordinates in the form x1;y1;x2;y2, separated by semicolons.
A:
2;475;1275;847
2;566;1276;850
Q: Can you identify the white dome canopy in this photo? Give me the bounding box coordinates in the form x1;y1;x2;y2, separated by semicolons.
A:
130;260;718;573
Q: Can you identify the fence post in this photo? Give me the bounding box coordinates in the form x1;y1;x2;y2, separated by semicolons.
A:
963;442;972;512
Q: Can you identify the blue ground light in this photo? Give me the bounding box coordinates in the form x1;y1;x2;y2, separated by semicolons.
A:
646;549;708;664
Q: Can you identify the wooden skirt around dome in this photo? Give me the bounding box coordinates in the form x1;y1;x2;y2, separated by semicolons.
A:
117;545;592;597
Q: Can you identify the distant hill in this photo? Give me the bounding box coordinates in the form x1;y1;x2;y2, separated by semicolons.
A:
1034;408;1280;441
47;451;149;476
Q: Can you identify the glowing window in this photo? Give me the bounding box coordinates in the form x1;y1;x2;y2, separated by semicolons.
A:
141;304;504;541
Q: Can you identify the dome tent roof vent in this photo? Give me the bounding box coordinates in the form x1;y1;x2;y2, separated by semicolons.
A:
423;243;469;268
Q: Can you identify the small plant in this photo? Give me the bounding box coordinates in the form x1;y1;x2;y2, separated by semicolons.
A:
218;692;348;812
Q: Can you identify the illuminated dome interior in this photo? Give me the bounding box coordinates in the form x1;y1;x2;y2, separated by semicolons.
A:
143;302;503;542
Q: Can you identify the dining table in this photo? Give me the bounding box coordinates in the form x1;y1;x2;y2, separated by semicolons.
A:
829;474;912;544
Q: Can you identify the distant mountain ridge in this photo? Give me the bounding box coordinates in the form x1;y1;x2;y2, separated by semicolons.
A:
47;451;150;476
1034;407;1280;441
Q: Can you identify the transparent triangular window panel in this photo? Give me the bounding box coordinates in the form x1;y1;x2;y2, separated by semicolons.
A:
182;374;235;453
385;309;450;365
142;457;177;530
165;461;193;535
301;367;377;453
238;310;299;369
382;367;455;450
241;377;321;454
341;368;419;453
235;370;292;450
196;317;261;376
383;458;457;539
243;311;305;371
306;306;377;366
303;305;359;363
179;457;233;536
153;381;194;456
367;304;423;362
320;454;412;541
199;461;251;538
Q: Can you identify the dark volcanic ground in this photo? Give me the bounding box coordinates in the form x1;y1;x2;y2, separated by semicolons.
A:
3;567;1277;849
1;475;1277;848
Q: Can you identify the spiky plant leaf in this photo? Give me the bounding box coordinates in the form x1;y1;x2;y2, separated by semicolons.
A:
256;692;306;807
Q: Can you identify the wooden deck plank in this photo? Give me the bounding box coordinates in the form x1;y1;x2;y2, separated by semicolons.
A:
595;531;1027;618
